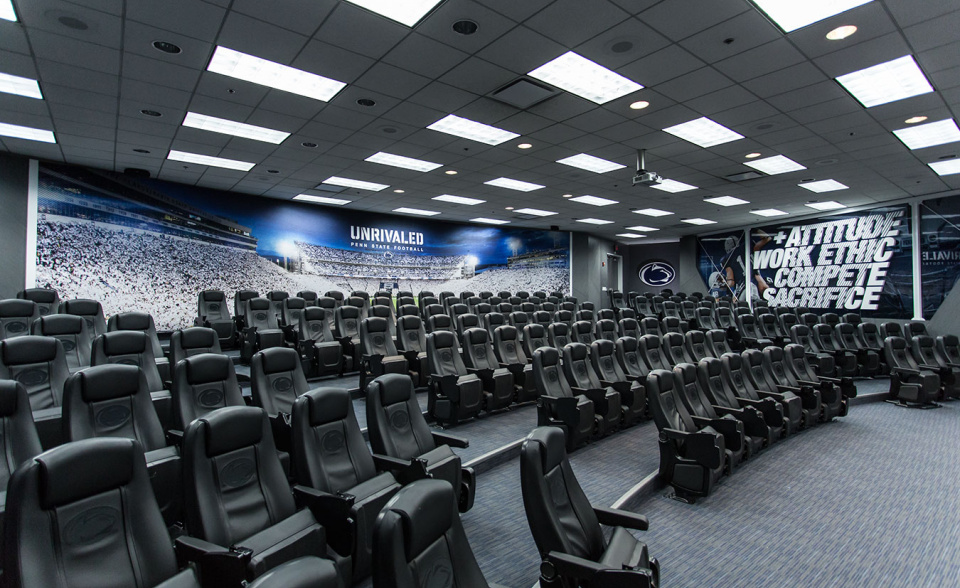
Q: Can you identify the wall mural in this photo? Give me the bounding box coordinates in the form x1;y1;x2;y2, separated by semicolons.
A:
35;164;570;330
749;204;913;318
919;195;960;319
696;230;747;301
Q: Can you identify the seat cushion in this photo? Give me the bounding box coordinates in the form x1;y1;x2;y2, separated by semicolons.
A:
238;509;327;579
419;445;461;496
599;526;649;571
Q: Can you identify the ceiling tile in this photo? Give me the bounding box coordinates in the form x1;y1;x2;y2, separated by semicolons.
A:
525;0;629;47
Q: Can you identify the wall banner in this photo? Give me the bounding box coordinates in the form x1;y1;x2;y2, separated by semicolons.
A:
749;204;913;317
696;230;747;301
919;195;960;319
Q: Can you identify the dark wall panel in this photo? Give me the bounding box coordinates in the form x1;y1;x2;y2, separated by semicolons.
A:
0;153;30;298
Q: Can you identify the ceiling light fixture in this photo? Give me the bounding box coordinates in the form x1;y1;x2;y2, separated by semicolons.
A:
629;100;650;110
393;189;405;193
750;208;788;217
517;143;532;149
427;114;520;145
633;208;673;217
513;208;557;216
556;153;626;173
826;25;858;40
681;218;717;225
294;194;351;205
745;152;762;158
432;194;485;205
892;118;960;150
929;159;960;176
321;176;389;191
0;0;15;21
569;195;619;206
182;112;290;144
485;177;545;192
662;117;744;148
167;149;255;171
393;207;440;216
704;195;750;206
625;225;659;232
905;116;928;124
207;46;346;102
650;179;698;193
366;151;443;172
505;207;514;210
798;179;849;192
751;0;872;32
805;201;847;211
0;121;55;143
0;72;43;99
562;193;573;198
444;170;458;175
836;55;934;108
528;51;643;104
576;218;614;225
617;233;645;238
471;217;510;225
744;154;807;175
343;0;444;27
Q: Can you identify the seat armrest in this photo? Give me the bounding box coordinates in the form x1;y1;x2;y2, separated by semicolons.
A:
166;429;183;445
711;405;745;419
432;430;469;449
572;386;606;405
545;551;655;588
175;535;249;588
661;428;723;469
918;363;944;371
293;485;355;556
600;379;631;394
593;506;649;531
891;366;921;376
372;454;429;484
539;395;583;424
692;415;743;450
775;384;801;393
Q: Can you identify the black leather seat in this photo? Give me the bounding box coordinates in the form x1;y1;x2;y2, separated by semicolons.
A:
251;347;314;451
493;324;537;402
241;298;285;364
3;437;201;588
590;339;645;426
720;353;796;436
0;336;69;449
616;336;652;381
674;363;749;465
426;331;483;426
705;329;735;358
695;307;719;331
0;299;40;340
531;310;553;330
935;334;960;371
813;324;858;378
16;288;59;317
482;311;506;340
619;317;640;339
532;347;596;452
548;321;571;349
757;312;787;346
660;316;687;335
359;317;408;388
575;309;594;326
661;332;687;366
836;322;881;377
509;311;530;340
170;326;222;366
108;311;169;380
911;335;960;400
0;380;43;542
639;334;673;372
753;348;821;428
645;369;726;502
783;344;850;420
884;336;941;407
334;305;362;372
267;291;291;322
172;353;245;430
520;427;659;588
324;290;344;307
297;307;343;378
298;291;318;307
31;314;92;373
195;290;236;349
522;323;550;359
736;313;771;348
701;356;782;446
281;297;308;335
395;314;428;387
234;290;259;323
426;313;460;350
316;297;339;334
571;320;596;347
59;299;107;338
456;312;481;341
179;406;335;586
373;479;492;588
92;331;165;392
461;327;515;412
562;343;622;436
789;324;837;376
639;317;662;338
291;388;402;583
365;374;475;512
683;329;710;363
594;318;618;342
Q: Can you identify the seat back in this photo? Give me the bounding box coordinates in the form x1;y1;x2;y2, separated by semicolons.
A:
800;312;819;328
562;343;602;389
397;297;417;311
697;357;737;409
673;362;717;419
696;307;718;331
107;311;164;359
540;302;557;314
684;329;709;362
396;315;427;353
31;314;93;372
596;309;615;322
419;297;440;316
482;312;506;341
616;336;649;379
426;314;459;348
474;302;492;316
0;336;70;410
509;311;529;335
736;313;762;338
618;318;639;339
346;296;368;319
173;352;244;430
591;339;627;382
553;310;574;327
885;336;920;371
3;438;181;588
574;309;594;325
234;289;260;318
423;304;446;321
462;328;500;371
523;323;550;358
594;319;618;342
639;334;671;371
493;325;528;365
779;313;799;337
813;323;841;352
0;299;41;340
835;323;863;351
705;329;733;358
246;298;280;330
496;302;514;314
759;346;796;388
456;313;481;338
183;406;295;546
297;291;318;306
661;332;687;366
361;317;399;358
907;321;928;341
841;313;862;326
281;297;307;328
91;331;164;392
639;317;662;338
532;310;553;329
936;335;960;365
366;374;437;460
299;307;336;344
789;324;819;353
18;288;60;317
720;352;762;401
743;349;779;393
449;304;470;324
716;307;736;330
0;380;43;491
858;322;883;349
325;290;345;306
171;327;223;366
821;313;840;328
198;290;231;323
426;331;467;379
784;344;819;382
569;320;594;347
62;364;166;450
335;305;362;340
757;313;781;340
316;297;338;332
397;304;419;318
548;322;571;350
251;347;310;416
533;347;574;399
645;369;696;434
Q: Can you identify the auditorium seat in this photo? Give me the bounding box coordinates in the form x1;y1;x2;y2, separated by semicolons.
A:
497;290;511;299
438;291;456;308
478;290;493;301
17;288;60;317
0;380;43;542
496;301;514;314
651;296;665;316
368;304;398;341
788;323;837;376
645;369;726;502
334;305;362;371
297;308;343;378
857;322;886;360
241;298;286;365
482;311;506;340
520;426;659;587
634;296;655;317
92;330;166;392
639;334;673;373
590;339;645;426
541;301;557;314
705;329;734;358
616;336;651;381
778;312;799;342
674;363;749;465
558;301;576;314
662;300;681;321
395;314;428;387
461;327;515;412
466;296;483;314
571;320;596;347
267;291;290;322
531;309;552;330
661;316;688;335
31;314;92;373
520;301;537;314
736;313;770;349
935;335;960;368
397;303;418;317
813;323;858;378
195;290;236;350
532;347;596;452
680;300;698;326
456;312;481;340
460;290;475;302
297;290;318;307
359;317;408;389
548;321;573;351
596;308;615;322
316;297;338;334
487;296;503;307
757;312;787;347
783;344;851;420
752;348;821;428
701;357;781;446
397;296;417;311
365;374;475;513
374;290;392;301
521;323;550;360
594;318;618;343
180;406;335;586
800;312;820;329
419;296;440;316
492;324;538;401
715;307;737;333
2;437;202;588
251;347;313;451
172;353;244;431
416;290;435;306
619;317;640;339
345;295;368;320
836;322;881;377
639;316;663;338
0;336;68;448
696;307;720;331
324;290;344;307
720;352;793;436
617;307;636;321
396;290;414;300
234;290;259;324
575;308;595;326
423;304;445;322
884;336;941;407
280;297;307;334
562;343;621;436
108;311;169;380
62;364;181;525
508;311;529;340
247;558;340;588
474;302;492;316
291;388;402;583
0;299;40;340
684;330;710;363
426;313;460;350
661;332;687;366
426;331;483;426
911;335;960;399
449;303;470;326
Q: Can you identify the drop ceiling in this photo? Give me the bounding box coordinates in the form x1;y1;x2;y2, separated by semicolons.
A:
1;0;958;241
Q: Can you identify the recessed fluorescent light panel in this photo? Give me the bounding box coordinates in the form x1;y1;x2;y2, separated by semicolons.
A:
751;0;873;32
744;154;806;175
705;196;750;207
427;114;519;145
929;160;960;176
556;153;627;174
0;121;55;143
322;176;389;191
893;119;960;150
433;194;485;205
366;152;442;172
662;117;744;148
681;218;717;225
633;208;673;217
836;55;933;108
650;179;698;193
207;46;346;102
528;51;643;105
0;0;16;21
294;194;351;205
617;233;645;238
0;72;42;99
750;208;789;217
798;179;848;193
343;0;443;27
471;217;510;225
805;201;847;211
484;177;545;192
182;112;290;144
514;208;557;217
569;195;618;206
167;150;254;171
576;218;614;225
393;207;440;216
625;225;659;232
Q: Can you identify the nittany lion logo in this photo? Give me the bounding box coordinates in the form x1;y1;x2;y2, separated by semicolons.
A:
638;261;676;287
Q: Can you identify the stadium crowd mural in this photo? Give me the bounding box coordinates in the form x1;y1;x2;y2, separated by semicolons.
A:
35;164;570;330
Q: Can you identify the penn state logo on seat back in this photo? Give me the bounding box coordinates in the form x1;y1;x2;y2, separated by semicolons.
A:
63;505;119;546
638;261;676;288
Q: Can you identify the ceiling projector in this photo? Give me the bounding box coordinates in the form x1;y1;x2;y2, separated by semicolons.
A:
632;149;662;186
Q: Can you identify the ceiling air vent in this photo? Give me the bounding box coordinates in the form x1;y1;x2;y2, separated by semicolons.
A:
491;78;558;109
725;170;765;182
313;183;347;193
